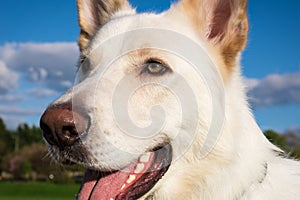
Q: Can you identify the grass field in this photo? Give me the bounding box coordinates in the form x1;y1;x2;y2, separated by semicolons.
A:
0;181;80;200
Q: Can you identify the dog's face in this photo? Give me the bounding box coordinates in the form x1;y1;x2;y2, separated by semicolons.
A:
40;0;248;199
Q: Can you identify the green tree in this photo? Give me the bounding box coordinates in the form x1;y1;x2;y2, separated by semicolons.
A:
0;118;14;171
264;130;287;150
0;118;6;173
264;130;300;159
283;132;300;159
16;123;43;149
0;117;5;132
2;143;53;180
0;118;6;154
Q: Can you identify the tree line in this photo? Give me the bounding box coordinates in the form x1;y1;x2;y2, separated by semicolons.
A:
0;117;299;182
0;118;82;183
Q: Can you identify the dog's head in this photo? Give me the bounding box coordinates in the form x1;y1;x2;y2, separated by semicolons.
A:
40;0;248;199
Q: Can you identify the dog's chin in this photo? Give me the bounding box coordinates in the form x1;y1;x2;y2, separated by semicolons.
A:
77;144;172;200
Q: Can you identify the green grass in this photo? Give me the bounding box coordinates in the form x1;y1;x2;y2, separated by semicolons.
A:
0;181;80;200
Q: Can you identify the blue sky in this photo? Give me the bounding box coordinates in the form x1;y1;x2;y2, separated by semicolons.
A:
0;0;299;133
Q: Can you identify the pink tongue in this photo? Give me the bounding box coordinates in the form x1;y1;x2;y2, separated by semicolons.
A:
78;163;136;200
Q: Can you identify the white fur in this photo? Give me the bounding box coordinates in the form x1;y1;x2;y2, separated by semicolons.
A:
47;1;300;199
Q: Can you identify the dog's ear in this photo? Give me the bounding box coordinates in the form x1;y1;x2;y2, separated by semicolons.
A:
77;0;131;51
175;0;248;72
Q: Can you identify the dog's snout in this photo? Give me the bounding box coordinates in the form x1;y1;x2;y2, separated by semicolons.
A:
40;103;88;148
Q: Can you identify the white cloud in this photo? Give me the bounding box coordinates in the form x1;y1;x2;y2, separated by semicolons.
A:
0;106;42;116
0;42;79;130
26;88;58;98
244;78;260;89
0;42;79;92
0;61;19;94
246;71;300;107
28;67;48;82
0;95;24;103
60;81;73;88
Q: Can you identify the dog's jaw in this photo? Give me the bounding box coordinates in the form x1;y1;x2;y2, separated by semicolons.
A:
77;145;172;200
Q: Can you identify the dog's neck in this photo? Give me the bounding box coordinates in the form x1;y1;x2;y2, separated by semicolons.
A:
236;163;269;199
205;68;274;199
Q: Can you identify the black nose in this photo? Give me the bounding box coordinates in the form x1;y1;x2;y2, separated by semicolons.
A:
40;103;88;148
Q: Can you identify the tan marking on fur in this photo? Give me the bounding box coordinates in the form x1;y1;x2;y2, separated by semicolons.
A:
77;0;131;51
176;0;248;77
221;0;248;71
125;48;171;75
176;0;208;38
202;42;231;82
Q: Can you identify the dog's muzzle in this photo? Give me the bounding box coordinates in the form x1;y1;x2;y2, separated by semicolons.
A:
40;102;173;200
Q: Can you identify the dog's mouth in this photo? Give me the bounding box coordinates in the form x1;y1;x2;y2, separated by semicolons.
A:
77;144;172;200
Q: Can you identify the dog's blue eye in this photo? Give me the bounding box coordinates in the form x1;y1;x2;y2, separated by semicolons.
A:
144;60;169;75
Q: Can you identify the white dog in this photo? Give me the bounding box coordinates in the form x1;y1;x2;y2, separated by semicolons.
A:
40;0;300;199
